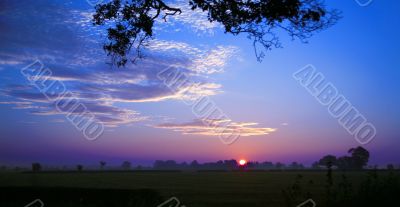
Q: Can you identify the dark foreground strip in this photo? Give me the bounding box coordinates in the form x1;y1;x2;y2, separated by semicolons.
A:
0;187;163;207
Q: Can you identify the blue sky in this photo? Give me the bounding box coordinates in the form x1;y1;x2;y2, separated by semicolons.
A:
0;0;399;166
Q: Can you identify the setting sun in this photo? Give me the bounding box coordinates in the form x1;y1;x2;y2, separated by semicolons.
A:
239;159;247;166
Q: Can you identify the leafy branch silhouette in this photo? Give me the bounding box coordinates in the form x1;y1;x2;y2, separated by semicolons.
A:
93;0;340;67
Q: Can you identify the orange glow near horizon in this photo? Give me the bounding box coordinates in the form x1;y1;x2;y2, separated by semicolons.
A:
239;159;247;166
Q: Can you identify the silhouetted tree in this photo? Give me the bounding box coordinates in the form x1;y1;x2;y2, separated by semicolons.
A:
318;155;337;186
224;159;238;170
32;163;42;172
318;155;337;169
319;146;370;170
289;161;304;170
202;161;222;170
92;0;340;66
99;161;106;170
77;165;83;172
121;161;131;170
311;161;320;169
336;147;369;170
246;161;257;169
179;161;189;170
153;160;179;170
336;156;353;170
348;146;369;170
153;160;165;169
216;160;224;169
261;161;274;169
387;164;395;170
190;160;200;169
275;162;285;170
165;160;177;169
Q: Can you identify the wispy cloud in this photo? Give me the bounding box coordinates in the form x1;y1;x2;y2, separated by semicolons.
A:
51;119;65;123
0;101;38;109
147;40;238;74
154;0;221;34
0;0;239;129
155;119;277;137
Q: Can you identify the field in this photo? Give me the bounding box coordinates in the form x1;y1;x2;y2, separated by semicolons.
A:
1;170;397;207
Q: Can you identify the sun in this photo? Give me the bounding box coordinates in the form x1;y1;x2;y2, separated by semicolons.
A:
239;159;247;166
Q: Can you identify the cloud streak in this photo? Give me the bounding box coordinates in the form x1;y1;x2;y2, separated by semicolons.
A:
154;0;221;34
0;0;240;130
155;118;277;137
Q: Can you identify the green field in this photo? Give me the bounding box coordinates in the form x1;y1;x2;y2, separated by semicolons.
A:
0;171;398;207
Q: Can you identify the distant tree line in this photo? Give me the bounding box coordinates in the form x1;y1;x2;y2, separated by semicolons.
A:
153;147;376;171
152;159;306;170
2;146;396;172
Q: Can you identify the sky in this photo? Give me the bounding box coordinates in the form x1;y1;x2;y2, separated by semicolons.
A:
0;0;399;167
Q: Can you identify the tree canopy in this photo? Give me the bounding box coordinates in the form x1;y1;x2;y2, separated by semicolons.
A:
92;0;340;67
317;146;370;170
348;146;369;169
318;154;337;169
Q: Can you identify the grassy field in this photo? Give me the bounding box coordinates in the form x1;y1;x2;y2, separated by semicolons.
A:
0;171;398;207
